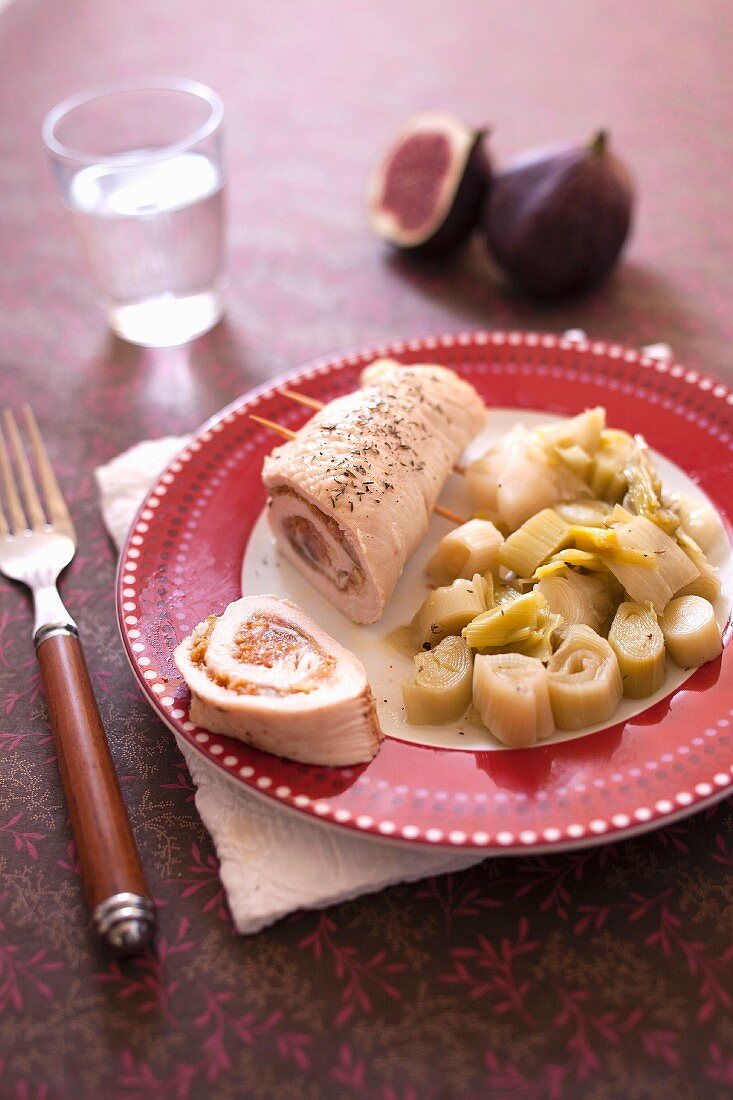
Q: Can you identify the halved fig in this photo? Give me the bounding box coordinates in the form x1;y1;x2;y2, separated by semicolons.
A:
174;595;383;766
367;111;490;258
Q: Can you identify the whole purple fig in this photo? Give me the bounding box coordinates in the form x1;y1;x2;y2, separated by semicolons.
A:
482;130;634;300
367;111;491;259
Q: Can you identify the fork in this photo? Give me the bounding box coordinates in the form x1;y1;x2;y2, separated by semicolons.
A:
0;407;156;956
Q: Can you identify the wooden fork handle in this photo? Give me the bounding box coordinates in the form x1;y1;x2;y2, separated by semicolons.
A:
36;629;156;956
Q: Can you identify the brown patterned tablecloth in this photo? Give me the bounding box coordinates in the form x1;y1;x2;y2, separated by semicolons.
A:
1;1;732;1096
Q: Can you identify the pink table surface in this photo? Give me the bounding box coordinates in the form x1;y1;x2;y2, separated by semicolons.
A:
1;1;732;1097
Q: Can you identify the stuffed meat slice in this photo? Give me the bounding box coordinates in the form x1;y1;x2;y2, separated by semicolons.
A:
263;360;486;623
174;595;383;766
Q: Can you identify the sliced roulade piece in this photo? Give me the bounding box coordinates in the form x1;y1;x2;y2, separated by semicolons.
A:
263;360;486;624
174;595;383;766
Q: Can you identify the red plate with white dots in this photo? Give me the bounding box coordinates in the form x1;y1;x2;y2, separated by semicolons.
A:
118;331;733;851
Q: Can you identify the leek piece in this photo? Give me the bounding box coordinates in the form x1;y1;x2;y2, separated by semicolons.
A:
462;591;547;649
482;570;496;609
499;509;571;577
553;444;593;480
554;499;614;527
513;609;564;660
608;503;635;524
536;571;610;632
608;601;666;698
673;495;724;553
482;425;592;531
660;595;723;669
492;581;525;607
546;625;623;730
473;653;555;747
402;637;474;725
533;550;610;579
568;525;621;553
675;530;722;602
465;452;499;512
606;515;699;613
535;407;606;453
567;525;653;565
622;437;678;535
589;429;635;501
426;519;504;585
416;576;487;646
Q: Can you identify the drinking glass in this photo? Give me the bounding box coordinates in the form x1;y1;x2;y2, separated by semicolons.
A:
42;78;227;348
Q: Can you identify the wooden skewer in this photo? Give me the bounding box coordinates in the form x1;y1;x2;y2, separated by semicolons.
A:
278;388;468;477
249;414;466;525
250;413;296;440
278;387;324;411
433;503;468;525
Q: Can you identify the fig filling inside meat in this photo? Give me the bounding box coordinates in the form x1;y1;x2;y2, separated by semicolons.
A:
190;612;336;696
277;500;363;592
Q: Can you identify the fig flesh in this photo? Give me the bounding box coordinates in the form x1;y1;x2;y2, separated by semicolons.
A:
482;130;633;300
367;112;490;258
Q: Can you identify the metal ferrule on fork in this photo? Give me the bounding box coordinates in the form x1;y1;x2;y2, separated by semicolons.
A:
34;620;79;647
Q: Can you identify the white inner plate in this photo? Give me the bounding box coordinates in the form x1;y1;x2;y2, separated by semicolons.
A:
242;408;732;752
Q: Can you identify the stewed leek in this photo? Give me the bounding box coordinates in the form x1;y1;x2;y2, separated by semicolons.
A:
606;515;699;613
472;653;554;748
402;636;473;725
546;625;623;729
462;591;547;649
660;595;722;669
608;601;666;698
498;509;571;577
426;518;504;585
536;571;610;633
399;403;727;749
415;575;488;646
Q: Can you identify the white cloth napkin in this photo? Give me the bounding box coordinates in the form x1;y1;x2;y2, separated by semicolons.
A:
96;440;480;935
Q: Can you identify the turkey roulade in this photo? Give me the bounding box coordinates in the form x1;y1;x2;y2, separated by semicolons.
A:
174;595;383;766
262;360;486;624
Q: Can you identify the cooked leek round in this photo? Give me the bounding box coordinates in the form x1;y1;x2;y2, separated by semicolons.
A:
402;636;473;725
673;495;724;553
416;575;487;646
536;571;610;632
473;653;554;748
675;529;722;602
606;515;699;613
536;407;606;454
426;518;503;585
608;601;666;698
462;591;547;649
546;625;622;730
660;595;723;669
499;508;571;578
554;499;614;527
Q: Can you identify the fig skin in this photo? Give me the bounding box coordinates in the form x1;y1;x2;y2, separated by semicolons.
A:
482;130;634;301
368;112;492;260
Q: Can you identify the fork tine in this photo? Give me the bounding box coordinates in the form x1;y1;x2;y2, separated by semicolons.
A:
3;408;47;531
0;415;29;534
21;406;75;536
